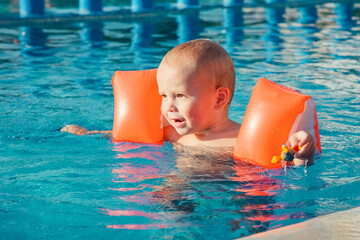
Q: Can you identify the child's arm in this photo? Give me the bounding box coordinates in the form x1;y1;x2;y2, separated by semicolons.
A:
61;125;112;136
288;130;316;165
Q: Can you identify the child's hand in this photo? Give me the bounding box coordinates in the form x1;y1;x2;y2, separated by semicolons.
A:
288;130;316;165
61;125;88;135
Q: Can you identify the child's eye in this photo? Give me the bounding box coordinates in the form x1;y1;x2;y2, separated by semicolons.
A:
176;94;185;98
161;94;167;99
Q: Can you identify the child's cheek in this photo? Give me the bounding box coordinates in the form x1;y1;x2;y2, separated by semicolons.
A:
185;102;198;121
161;99;169;113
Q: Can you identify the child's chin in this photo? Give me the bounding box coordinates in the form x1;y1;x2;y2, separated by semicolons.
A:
174;127;191;136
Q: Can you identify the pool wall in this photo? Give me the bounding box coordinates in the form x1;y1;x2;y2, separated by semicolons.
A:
3;0;354;24
241;206;360;239
17;0;203;18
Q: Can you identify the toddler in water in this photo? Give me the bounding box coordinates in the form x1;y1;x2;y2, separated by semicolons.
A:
62;39;315;163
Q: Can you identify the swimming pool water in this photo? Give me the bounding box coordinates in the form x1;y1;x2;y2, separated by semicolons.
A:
1;1;360;239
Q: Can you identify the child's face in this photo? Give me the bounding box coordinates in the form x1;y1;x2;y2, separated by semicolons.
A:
157;59;218;136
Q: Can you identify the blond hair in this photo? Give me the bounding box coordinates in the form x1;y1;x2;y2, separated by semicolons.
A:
163;39;235;105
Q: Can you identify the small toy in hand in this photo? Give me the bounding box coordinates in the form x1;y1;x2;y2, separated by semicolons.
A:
272;144;301;164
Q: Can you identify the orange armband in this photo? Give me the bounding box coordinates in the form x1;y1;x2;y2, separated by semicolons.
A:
233;78;321;169
112;69;163;143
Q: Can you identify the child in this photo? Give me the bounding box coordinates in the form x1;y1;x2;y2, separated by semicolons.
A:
61;39;315;164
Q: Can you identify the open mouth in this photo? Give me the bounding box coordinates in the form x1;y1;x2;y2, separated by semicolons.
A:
171;118;186;128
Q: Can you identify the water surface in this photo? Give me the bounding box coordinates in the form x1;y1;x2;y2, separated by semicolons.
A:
1;1;360;239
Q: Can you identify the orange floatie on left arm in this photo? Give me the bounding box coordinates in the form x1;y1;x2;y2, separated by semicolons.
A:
233;78;321;169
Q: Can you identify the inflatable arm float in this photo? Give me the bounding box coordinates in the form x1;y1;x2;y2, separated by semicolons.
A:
233;78;321;168
112;69;163;143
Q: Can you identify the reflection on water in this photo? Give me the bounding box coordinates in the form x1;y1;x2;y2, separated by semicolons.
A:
105;142;289;237
177;10;200;43
19;27;47;56
334;2;356;31
264;1;285;63
223;7;244;53
298;5;318;24
80;21;105;48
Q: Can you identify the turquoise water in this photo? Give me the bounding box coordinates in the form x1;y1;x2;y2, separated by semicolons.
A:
1;1;360;239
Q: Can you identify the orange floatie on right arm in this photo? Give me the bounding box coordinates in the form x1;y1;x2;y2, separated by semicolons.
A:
233;78;321;169
112;69;163;144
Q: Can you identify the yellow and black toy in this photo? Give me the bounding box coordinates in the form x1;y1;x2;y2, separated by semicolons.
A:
272;144;301;164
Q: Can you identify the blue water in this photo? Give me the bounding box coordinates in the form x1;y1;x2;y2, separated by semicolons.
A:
1;1;360;239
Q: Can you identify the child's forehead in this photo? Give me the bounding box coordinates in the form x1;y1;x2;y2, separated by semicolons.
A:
163;53;197;68
158;52;216;84
158;57;193;78
163;53;213;74
160;68;214;94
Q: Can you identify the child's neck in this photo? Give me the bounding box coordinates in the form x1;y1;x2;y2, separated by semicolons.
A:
176;118;241;148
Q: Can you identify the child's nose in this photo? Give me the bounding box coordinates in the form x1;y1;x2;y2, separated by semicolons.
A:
168;104;177;112
163;99;177;112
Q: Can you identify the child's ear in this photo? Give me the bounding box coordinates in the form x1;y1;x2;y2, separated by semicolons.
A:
214;87;230;109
